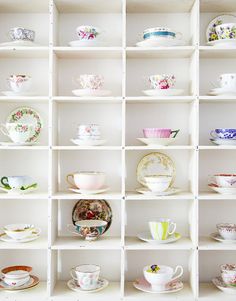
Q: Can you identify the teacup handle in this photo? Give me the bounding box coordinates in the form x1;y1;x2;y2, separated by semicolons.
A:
175;32;182;40
66;174;75;187
168;222;176;235
0;124;9;137
210;130;218;139
171;265;184;282
0;177;9;188
170;129;180;138
70;268;78;280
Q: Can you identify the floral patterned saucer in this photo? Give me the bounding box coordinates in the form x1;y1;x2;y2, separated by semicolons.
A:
133;278;183;294
212;276;236;294
136;187;180;196
67;278;109;293
210;232;236;244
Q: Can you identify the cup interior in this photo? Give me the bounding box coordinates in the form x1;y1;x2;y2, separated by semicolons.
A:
75;264;100;274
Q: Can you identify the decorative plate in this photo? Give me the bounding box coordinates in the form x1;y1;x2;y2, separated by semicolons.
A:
133;278;183;294
206;14;236;42
136;152;176;187
210;232;236;243
212;276;236;294
142;89;184;96
0;275;39;291
138;232;181;244
136;187;180;196
137;137;175;146
0;228;41;243
67;278;109;293
72;199;112;233
6;107;43;142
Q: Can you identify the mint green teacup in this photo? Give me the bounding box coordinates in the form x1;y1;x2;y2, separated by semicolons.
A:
149;218;176;240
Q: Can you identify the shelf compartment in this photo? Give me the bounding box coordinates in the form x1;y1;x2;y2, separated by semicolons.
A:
126;47;195;59
199;282;236;300
200;0;236;12
200;47;236;58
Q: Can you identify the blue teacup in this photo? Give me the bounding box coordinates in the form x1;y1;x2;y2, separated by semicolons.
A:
210;128;236;140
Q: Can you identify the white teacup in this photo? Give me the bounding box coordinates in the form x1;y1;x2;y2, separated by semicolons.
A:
144;175;172;192
70;264;100;290
75;74;104;90
143;264;183;291
219;73;236;91
0;123;34;143
3;224;35;240
66;172;106;190
213;174;236;188
1;265;32;287
7;75;31;93
0;175;36;190
149;218;176;240
77;124;101;140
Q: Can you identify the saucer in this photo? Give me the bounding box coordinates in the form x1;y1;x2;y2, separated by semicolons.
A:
136;38;185;47
210;138;236;146
71;138;106;146
212;276;236;294
0;185;37;194
138;232;181;244
72;89;111;97
2;91;37;97
0;142;37;146
207;39;236;47
0;275;39;291
133;277;183;294
208;87;236;96
69;186;109;195
0;228;41;243
142;89;184;96
0;40;40;47
67;278;109;293
68;40;106;47
137;137;175;146
210;232;236;244
208;183;236;195
136;187;181;196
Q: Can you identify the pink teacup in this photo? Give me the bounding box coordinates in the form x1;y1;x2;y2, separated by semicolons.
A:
143;128;179;138
66;171;106;190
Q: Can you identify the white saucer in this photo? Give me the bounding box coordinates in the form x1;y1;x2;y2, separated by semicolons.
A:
207;39;236;47
0;142;37;146
212;276;236;294
67;278;109;293
0;228;41;243
69;186;109;195
210;232;236;244
208;184;236;195
138;232;181;244
210;138;236;146
0;185;37;195
72;89;111;97
71;138;106;146
136;187;181;196
2;91;37;97
133;277;183;294
68;40;106;47
0;40;40;47
136;38;185;47
137;137;175;146
208;87;236;96
142;89;184;96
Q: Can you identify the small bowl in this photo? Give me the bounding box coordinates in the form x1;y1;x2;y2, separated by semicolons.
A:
4;224;35;240
217;223;236;240
220;264;236;286
70;220;108;241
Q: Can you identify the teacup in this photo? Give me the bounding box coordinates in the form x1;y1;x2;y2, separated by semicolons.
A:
75;74;104;90
76;25;101;40
3;224;35;240
144;175;172;192
217;223;236;240
1;265;32;287
8;75;32;93
216;23;236;40
0;123;34;143
9;27;35;42
142;27;182;40
149;74;176;90
1;175;36;190
212;174;236;188
70;264;100;290
143;128;179;139
66;172;106;190
149;218;176;240
77;124;101;140
221;264;236;286
210;128;236;140
143;264;183;291
219;73;236;90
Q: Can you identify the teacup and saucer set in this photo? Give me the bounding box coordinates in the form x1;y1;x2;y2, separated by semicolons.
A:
0;27;39;47
136;27;184;47
0;265;39;291
207;14;236;47
69;25;106;47
210;128;236;146
0;175;37;195
136;152;181;196
212;264;236;294
133;264;184;294
2;74;37;97
67;264;109;293
0;223;41;243
138;219;181;244
0;107;43;146
142;74;184;96
208;174;236;195
72;74;111;97
208;74;236;96
137;128;179;146
211;223;236;244
71;124;106;146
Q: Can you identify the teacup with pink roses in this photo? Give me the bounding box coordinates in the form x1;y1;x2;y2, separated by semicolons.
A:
149;74;176;90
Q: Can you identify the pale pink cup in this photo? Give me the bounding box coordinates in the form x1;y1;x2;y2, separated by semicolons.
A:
66;172;106;190
143;128;179;138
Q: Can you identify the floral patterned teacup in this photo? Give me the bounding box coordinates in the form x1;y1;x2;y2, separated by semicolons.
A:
9;27;35;42
70;264;100;290
8;75;32;93
77;124;101;140
219;73;236;91
0;123;34;143
216;23;236;40
217;223;236;240
76;25;101;40
76;74;104;90
221;264;236;286
149;74;176;90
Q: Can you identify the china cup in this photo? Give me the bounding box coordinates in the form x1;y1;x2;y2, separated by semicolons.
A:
66;172;106;190
7;74;32;93
1;265;32;287
70;264;100;290
0;123;34;144
143;128;179;138
3;224;35;240
76;74;104;90
0;175;36;190
77;124;101;140
144;175;172;192
210;128;236;140
149;218;176;240
9;27;35;42
219;73;236;90
149;74;176;90
217;223;236;240
213;174;236;188
142;27;182;41
220;264;236;286
215;23;236;40
76;25;101;40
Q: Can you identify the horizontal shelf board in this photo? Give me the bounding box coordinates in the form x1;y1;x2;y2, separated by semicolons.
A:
53;47;122;59
126;47;195;59
0;96;49;103
125;282;193;300
126;191;194;200
126;145;195;150
199;145;236;150
200;0;236;12
52;192;122;200
0;47;49;58
52;146;122;151
0;192;48;199
53;96;122;103
200;282;236;300
125;236;194;250
53;281;121;300
199;236;236;250
199;96;236;103
200;46;236;58
54;0;122;13
0;0;49;13
52;236;121;250
199;192;236;200
126;96;196;103
126;0;195;13
0;236;48;250
0;146;49;150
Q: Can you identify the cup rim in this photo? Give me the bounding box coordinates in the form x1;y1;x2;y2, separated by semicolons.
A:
217;223;236;229
214;174;236;177
1;265;32;277
4;223;34;232
75;220;107;227
9;27;35;32
143;264;173;274
74;264;101;274
220;264;236;272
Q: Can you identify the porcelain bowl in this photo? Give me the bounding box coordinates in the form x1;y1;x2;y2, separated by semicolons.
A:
217;223;236;240
220;264;236;286
4;224;35;240
74;220;108;241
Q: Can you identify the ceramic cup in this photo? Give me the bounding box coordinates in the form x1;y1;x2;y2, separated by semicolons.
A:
1;265;32;287
216;23;236;40
9;27;35;42
70;264;100;290
143;264;183;291
149;74;176;90
66;172;106;190
0;123;34;144
149;218;176;240
143;128;179;139
75;74;104;90
210;128;236;140
76;25;101;40
7;75;32;93
142;27;182;41
217;223;236;240
77;124;101;140
144;175;172;192
221;264;236;286
219;73;236;90
212;174;236;188
0;175;36;190
3;224;35;240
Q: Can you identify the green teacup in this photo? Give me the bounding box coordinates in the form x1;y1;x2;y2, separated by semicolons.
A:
149;219;176;240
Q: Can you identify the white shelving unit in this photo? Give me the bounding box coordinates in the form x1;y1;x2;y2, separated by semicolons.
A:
0;0;235;300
